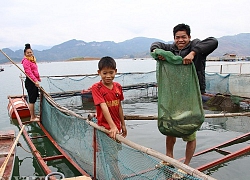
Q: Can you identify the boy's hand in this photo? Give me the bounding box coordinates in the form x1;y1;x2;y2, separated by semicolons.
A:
121;124;127;138
108;126;119;139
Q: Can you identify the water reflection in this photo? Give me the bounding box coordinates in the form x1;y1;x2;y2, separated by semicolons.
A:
11;121;82;178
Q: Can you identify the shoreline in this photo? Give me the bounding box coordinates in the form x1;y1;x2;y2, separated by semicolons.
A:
1;57;250;65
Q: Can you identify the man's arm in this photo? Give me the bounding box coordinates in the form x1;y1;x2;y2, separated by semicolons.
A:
150;42;173;61
183;51;196;64
150;42;172;52
191;37;218;56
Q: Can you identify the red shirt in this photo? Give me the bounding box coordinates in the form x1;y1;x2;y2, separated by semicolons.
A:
91;81;124;131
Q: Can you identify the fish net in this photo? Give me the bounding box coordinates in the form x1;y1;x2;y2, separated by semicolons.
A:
151;49;204;137
34;61;250;179
40;92;205;180
40;69;250;101
41;72;158;101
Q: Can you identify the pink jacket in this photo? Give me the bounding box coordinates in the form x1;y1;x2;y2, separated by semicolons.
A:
21;58;40;82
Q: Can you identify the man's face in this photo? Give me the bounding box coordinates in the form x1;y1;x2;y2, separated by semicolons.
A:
174;30;191;50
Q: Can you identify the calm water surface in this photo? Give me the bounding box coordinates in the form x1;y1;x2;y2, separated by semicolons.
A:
1;59;250;180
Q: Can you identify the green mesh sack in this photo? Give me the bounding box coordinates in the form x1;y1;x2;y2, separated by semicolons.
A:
151;49;204;137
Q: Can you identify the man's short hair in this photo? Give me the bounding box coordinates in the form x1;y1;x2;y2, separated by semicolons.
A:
173;24;191;37
98;56;116;70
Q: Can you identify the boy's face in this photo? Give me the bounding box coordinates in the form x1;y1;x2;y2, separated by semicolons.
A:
98;67;117;85
174;30;191;50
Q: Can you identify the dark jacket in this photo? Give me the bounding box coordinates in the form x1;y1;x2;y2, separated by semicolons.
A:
150;37;218;93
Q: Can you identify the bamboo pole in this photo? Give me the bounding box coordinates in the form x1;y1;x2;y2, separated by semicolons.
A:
124;112;250;120
0;126;25;177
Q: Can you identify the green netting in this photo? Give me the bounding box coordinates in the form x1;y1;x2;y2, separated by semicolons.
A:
41;94;203;180
151;49;204;137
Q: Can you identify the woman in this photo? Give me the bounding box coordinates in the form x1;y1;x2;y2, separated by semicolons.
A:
21;43;41;121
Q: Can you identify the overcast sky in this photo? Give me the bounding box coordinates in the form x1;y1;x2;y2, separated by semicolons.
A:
1;0;249;50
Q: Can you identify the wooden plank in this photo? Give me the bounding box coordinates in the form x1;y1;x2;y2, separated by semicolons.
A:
62;176;92;180
42;155;65;161
0;153;9;158
197;146;250;171
124;111;250;120
0;130;15;179
0;128;22;178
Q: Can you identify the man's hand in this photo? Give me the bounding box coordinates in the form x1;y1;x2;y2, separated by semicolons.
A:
153;49;165;61
183;51;196;64
157;55;165;61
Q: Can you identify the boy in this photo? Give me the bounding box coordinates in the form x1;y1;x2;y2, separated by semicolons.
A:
91;56;127;179
91;56;127;139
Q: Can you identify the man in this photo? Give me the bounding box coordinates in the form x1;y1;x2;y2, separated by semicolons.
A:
150;23;218;165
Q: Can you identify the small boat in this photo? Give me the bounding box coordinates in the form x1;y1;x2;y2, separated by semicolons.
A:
0;130;15;180
6;97;91;178
81;88;93;102
7;96;30;119
0;66;4;72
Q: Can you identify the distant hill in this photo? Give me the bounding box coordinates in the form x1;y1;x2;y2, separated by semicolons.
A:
211;33;250;56
1;33;250;64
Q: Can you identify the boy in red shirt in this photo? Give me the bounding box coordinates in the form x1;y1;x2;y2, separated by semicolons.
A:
91;56;127;179
92;56;127;139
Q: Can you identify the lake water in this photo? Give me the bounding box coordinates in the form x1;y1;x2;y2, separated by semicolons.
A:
1;59;250;180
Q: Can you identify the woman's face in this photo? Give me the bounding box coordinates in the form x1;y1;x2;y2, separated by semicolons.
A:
25;49;33;57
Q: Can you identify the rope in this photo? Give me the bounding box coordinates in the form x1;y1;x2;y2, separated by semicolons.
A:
17;142;32;153
16;142;42;157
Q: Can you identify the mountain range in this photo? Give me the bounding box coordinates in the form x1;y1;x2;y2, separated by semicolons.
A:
1;33;250;64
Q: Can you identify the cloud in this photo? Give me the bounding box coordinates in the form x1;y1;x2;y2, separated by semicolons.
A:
0;0;250;49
